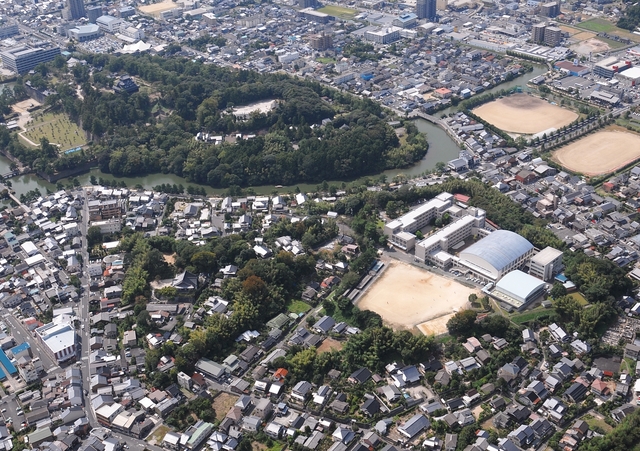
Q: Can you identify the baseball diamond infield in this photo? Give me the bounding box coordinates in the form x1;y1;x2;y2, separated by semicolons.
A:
356;261;476;335
472;94;578;134
552;127;640;176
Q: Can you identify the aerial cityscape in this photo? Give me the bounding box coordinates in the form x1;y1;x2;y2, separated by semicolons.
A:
0;0;640;451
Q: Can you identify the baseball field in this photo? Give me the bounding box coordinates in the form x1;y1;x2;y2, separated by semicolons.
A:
472;94;578;134
357;261;476;335
552;126;640;176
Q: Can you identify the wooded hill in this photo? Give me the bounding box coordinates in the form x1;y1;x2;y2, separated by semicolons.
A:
5;53;427;187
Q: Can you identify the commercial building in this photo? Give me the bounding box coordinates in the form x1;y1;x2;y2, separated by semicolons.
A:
529;247;563;281
309;33;333;50
298;8;333;23
616;66;640;86
0;24;19;39
554;60;591;77
35;318;77;364
384;192;454;251
68;24;101;42
594;56;632;79
0;43;61;74
96;15;123;33
365;27;402;44
492;270;547;310
90;219;122;235
457;230;534;282
416;0;437;20
393;13;418;29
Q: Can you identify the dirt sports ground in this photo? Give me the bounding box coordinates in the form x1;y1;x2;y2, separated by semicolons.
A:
552;126;640;176
356;261;476;336
472;94;578;134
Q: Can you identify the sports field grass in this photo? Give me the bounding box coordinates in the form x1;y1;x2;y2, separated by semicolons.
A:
576;18;617;33
317;5;357;19
22;112;85;150
510;308;555;325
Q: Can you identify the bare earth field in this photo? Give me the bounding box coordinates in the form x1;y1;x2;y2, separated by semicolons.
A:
570;37;610;55
138;0;176;14
317;337;343;354
553;127;640;176
357;261;475;335
473;94;578;134
212;393;238;421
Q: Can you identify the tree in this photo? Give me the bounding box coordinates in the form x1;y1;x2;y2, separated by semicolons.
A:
550;282;567;299
446;309;478;336
87;226;103;248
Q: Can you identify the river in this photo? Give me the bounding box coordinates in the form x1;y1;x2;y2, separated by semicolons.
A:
0;64;547;197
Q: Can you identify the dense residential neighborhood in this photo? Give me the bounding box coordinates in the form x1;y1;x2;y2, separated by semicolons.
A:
1;0;640;451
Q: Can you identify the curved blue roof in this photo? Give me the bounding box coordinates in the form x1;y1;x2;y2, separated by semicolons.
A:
460;230;533;272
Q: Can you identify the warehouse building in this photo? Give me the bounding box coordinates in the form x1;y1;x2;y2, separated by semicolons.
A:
457;230;534;282
492;270;547;310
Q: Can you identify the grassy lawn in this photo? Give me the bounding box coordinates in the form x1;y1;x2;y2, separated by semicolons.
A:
582;415;614;433
317;5;358;19
316;57;336;64
569;292;588;306
287;300;311;315
577;18;617;33
23;112;85;150
511;308;555;325
149;425;171;443
594;36;628;49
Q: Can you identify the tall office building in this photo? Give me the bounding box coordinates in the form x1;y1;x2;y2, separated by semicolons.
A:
67;0;86;19
416;0;436;21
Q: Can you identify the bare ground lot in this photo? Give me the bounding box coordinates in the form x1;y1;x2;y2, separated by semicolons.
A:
552;127;640;176
212;392;238;421
316;337;343;354
570;37;611;55
357;261;476;334
472;94;578;134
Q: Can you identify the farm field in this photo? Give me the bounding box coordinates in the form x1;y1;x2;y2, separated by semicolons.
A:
356;261;476;335
576;17;640;43
472;94;578;135
576;18;617;33
552;126;640;176
317;5;358;19
317;337;343;354
21;112;85;150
